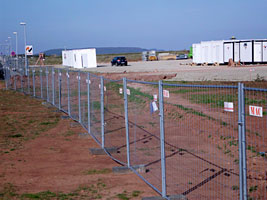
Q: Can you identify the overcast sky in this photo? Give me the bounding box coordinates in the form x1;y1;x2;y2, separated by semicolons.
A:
1;0;267;54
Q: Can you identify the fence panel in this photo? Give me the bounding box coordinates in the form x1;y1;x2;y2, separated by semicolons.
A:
126;80;162;193
68;71;79;121
244;88;267;200
33;67;41;98
163;83;240;199
79;72;89;129
89;74;102;143
60;69;68;113
103;78;127;163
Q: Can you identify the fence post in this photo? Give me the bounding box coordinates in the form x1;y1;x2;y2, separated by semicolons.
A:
123;77;131;167
78;71;81;123
238;83;244;200
238;83;248;200
4;66;8;90
58;69;62;110
46;67;49;102
40;69;43;99
241;83;248;200
20;68;23;93
100;76;105;148
32;69;35;97
52;68;55;105
159;80;167;198
27;68;30;94
87;72;91;133
67;70;71;116
14;72;16;91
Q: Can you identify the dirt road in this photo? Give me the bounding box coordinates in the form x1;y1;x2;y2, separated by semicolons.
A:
73;60;267;82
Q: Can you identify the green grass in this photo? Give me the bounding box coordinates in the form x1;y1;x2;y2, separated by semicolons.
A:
189;94;237;107
106;81;153;105
170;88;209;94
232;185;239;190
249;185;258;193
70;90;87;97
116;190;142;200
245;98;266;105
84;168;111;175
92;101;101;110
8;134;23;138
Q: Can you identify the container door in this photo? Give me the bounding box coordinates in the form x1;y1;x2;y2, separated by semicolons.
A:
263;42;267;62
81;54;88;68
254;41;262;62
224;43;233;62
234;43;240;62
240;41;252;62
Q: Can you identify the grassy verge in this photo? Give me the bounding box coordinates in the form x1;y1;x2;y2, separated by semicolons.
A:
0;181;143;200
0;87;61;154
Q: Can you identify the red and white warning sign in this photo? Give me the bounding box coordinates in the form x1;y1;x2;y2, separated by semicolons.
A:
153;94;158;101
249;106;263;117
163;90;169;98
224;102;234;112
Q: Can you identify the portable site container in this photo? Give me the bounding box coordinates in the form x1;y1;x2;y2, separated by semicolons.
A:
240;41;253;63
254;41;262;62
223;42;234;63
200;41;212;64
193;39;267;64
62;48;97;68
211;40;224;63
223;40;240;63
234;42;240;62
263;41;267;62
192;43;201;64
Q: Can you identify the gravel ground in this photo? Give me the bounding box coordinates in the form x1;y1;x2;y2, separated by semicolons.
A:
55;59;267;81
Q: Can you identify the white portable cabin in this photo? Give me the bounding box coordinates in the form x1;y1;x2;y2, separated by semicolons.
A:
192;43;201;64
193;39;267;64
62;48;97;68
193;40;224;64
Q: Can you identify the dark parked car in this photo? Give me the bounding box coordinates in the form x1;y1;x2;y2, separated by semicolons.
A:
176;54;188;60
111;56;128;66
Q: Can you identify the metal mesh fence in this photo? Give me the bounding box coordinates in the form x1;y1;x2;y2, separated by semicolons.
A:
127;80;162;193
2;62;266;200
162;84;240;199
244;88;267;200
89;74;102;144
104;78;127;163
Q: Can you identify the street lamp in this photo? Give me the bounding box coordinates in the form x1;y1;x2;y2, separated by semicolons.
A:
20;22;27;75
13;32;18;68
5;40;9;55
7;36;11;55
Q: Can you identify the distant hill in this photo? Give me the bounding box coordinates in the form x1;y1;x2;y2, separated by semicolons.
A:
42;47;163;56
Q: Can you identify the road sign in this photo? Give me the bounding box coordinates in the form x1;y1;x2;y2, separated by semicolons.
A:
11;51;16;56
26;45;33;55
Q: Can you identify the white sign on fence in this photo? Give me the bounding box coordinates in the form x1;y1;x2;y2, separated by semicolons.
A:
224;102;234;112
127;89;130;95
163;90;169;98
152;101;158;112
119;88;123;94
249;105;263;117
153;94;158;101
